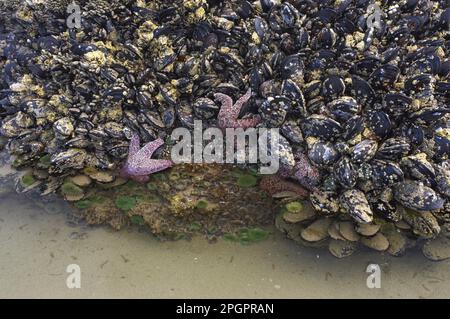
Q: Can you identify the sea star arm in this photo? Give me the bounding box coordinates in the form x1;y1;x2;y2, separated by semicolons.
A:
235;115;261;129
215;93;233;128
231;88;252;116
214;93;233;114
134;138;165;159
127;133;141;159
126;159;173;176
231;89;261;129
215;89;260;129
291;152;321;190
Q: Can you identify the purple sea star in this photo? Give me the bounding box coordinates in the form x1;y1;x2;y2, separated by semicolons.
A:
120;133;173;183
291;152;321;190
278;152;321;191
214;89;261;129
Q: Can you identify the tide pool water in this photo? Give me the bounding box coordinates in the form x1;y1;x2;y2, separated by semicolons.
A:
0;189;449;298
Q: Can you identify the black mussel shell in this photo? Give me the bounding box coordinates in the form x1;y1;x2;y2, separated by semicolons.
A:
308;141;340;166
259;96;290;127
409;107;450;125
321;75;345;99
368;111;392;139
352;58;381;78
342;115;365;141
405;74;434;95
381;46;401;64
280;54;304;79
430;135;450;161
334;156;357;189
260;0;277;12
436;81;450;98
193;97;219;120
383;93;412;117
281;79;306;114
376;137;411;160
254;16;270;41
351;75;376;107
303;80;322;100
434;162;450;198
280;120;303;144
162;107;175;128
259;80;280;98
335;18;356;35
400;154;436;183
351;139;378;164
401;124;425;146
309;49;336;70
310;190;340;216
370;199;401;222
268;3;300;32
301;115;342;140
394;180;444;212
369;64;400;89
371;160;405;189
327;97;360;122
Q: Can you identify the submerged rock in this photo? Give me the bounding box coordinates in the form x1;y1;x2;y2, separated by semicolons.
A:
328;239;358;258
422;237;450;261
301;218;332;242
72;164;275;241
361;233;390;252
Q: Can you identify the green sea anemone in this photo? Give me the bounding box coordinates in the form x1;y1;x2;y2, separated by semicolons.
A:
21;174;36;187
115;196;137;211
188;221;202;232
146;182;158;191
130;215;145;226
60;182;84;197
74;200;93;210
195;199;209;209
285;201;303;213
38;154;52;167
224;228;270;245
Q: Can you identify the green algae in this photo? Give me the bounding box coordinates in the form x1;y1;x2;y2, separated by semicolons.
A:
224;227;270;245
21;174;36;187
236;174;258;188
38;154;52;167
119;180;141;191
115;196;137;211
74;195;106;209
60;182;84;196
188;221;202;232
74;200;93;210
195;199;209;209
151;172;167;181
130;215;145;226
146;182;158;191
69;164;274;241
168;172;181;181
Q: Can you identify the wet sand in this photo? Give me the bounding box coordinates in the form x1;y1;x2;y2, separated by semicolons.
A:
0;190;449;299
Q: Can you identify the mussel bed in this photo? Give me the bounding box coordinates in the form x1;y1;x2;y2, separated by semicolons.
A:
0;1;449;260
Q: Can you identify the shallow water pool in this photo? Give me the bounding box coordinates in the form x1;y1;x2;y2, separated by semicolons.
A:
0;186;449;298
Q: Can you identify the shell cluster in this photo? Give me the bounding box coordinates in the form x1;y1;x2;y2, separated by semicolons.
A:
0;0;449;258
